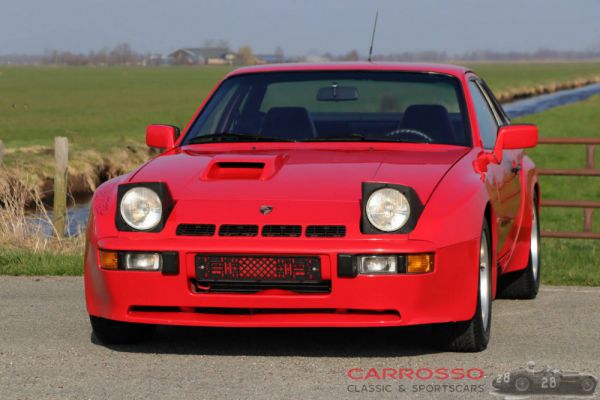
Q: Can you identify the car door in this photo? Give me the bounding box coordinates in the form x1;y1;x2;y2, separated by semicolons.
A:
468;79;522;257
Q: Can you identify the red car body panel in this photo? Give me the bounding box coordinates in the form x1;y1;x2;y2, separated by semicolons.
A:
84;62;539;328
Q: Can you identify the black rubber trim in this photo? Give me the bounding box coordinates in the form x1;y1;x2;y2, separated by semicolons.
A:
194;281;331;294
337;254;357;277
115;182;174;233
161;252;180;275
361;182;424;234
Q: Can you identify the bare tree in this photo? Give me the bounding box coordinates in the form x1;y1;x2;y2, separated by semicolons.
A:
109;43;137;65
340;49;360;61
237;46;256;65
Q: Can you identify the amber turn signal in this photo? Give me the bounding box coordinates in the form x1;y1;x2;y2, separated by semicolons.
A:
406;253;434;273
99;250;119;270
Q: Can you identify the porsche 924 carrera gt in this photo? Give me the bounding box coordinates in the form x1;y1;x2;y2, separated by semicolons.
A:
85;63;540;352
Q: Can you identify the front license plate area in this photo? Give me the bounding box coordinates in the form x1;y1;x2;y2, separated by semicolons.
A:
195;255;321;283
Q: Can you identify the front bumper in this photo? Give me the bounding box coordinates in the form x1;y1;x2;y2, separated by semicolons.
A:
84;236;479;327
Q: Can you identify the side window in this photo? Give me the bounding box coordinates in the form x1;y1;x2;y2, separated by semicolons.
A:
480;81;511;125
469;81;499;149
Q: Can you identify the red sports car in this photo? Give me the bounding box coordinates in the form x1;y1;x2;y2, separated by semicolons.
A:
85;63;540;352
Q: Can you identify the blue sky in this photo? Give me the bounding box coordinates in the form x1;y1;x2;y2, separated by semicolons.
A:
1;0;599;55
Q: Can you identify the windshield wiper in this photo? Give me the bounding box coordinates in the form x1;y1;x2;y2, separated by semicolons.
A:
188;132;293;144
302;134;425;143
302;133;369;142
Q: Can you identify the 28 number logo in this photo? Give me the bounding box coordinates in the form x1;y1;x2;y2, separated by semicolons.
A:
541;376;558;389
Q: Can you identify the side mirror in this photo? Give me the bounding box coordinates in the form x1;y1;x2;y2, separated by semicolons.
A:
499;124;538;150
475;124;538;172
146;125;179;150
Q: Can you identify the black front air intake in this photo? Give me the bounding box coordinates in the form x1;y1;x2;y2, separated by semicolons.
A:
218;225;259;237
176;224;216;236
305;225;346;237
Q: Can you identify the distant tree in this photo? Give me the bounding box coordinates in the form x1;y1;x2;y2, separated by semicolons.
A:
109;43;138;65
237;46;256;65
275;46;285;62
340;49;360;61
89;48;110;65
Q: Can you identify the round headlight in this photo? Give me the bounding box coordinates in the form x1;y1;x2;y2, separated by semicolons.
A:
120;187;162;231
366;188;411;232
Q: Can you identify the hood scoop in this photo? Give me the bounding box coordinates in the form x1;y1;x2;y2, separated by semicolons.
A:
202;154;286;180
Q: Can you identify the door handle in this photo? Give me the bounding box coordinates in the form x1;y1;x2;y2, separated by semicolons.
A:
511;161;521;174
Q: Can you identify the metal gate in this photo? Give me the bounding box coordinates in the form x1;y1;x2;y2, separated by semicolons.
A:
538;137;600;239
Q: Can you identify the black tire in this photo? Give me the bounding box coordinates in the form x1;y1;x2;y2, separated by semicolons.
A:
581;377;597;393
433;219;492;352
497;195;541;300
514;376;531;392
90;315;156;345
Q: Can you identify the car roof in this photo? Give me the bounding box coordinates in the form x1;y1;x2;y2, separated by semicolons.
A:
226;62;472;79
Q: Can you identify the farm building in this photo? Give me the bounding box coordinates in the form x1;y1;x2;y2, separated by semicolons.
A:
168;47;235;65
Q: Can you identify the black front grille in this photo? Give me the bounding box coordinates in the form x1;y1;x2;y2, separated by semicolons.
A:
176;224;216;236
176;224;345;238
195;254;321;281
219;225;259;237
306;225;346;237
262;225;302;237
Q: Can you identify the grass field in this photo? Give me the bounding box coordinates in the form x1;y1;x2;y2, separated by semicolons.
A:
0;248;81;275
1;63;599;151
0;66;232;150
515;94;600;286
1;63;600;282
472;62;600;93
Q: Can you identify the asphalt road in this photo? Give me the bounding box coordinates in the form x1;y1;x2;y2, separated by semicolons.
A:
1;277;599;400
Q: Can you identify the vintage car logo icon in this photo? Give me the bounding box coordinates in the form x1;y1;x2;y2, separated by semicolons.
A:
259;205;273;215
491;361;597;397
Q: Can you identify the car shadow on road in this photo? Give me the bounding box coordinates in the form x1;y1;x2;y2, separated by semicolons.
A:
93;325;443;357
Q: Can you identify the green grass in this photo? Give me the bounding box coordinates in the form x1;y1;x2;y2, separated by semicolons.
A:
515;94;600;286
1;63;599;151
0;66;233;151
470;62;600;92
0;248;82;275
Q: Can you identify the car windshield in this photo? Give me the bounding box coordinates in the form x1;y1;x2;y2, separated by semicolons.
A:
183;71;470;146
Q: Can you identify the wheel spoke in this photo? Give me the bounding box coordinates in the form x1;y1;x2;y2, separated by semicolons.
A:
479;230;491;329
531;206;540;282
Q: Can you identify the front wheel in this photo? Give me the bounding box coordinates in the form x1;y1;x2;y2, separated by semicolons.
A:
434;219;492;352
514;376;531;392
90;316;156;345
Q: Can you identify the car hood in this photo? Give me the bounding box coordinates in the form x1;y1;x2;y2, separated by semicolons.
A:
131;144;469;204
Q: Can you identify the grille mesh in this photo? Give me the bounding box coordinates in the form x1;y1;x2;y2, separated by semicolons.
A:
196;255;321;281
262;225;302;237
219;225;259;237
176;224;215;236
305;225;346;237
176;224;346;238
